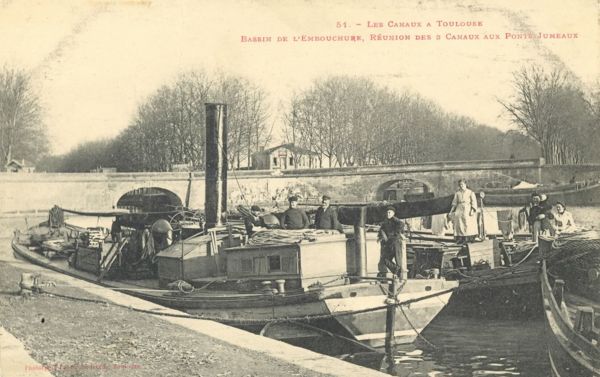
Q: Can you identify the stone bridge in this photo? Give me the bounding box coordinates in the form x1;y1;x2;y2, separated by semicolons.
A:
2;158;599;213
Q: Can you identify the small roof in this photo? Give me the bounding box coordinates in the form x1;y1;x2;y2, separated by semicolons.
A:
5;159;35;168
259;143;318;156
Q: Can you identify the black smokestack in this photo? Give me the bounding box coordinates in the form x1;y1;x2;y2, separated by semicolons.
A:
205;103;227;229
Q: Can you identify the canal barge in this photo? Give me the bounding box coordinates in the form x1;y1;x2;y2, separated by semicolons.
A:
12;214;458;348
481;180;600;206
539;235;600;377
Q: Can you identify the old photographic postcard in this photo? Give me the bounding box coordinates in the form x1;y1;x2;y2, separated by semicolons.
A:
1;1;598;376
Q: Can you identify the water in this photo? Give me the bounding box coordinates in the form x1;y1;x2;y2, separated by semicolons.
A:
384;313;549;376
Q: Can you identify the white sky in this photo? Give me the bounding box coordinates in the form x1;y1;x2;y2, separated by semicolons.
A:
0;0;598;154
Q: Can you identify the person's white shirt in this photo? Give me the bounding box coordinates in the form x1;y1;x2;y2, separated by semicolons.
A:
552;208;575;234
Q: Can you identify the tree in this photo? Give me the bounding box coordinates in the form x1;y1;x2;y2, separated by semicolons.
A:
212;75;270;169
581;83;600;162
0;67;47;167
57;139;114;172
500;66;593;164
48;71;271;172
284;76;522;167
285;77;393;167
120;71;271;171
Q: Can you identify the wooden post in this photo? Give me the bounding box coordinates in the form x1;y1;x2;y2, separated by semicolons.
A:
353;206;367;278
478;193;486;240
185;171;192;208
553;279;565;306
399;237;408;281
385;276;398;359
574;307;595;338
180;235;185;281
227;223;233;246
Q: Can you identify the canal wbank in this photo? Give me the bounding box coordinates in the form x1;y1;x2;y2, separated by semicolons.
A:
0;236;387;377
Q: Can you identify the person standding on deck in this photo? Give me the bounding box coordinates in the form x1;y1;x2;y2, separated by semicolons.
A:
527;193;555;242
448;179;478;244
48;205;65;229
244;205;262;236
517;201;533;233
314;195;344;233
526;193;542;241
280;196;310;230
539;194;555;235
552;201;576;235
377;206;406;277
111;219;122;243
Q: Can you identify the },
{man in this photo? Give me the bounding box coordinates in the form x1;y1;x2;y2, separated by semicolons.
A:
111;219;122;243
314;195;344;233
527;193;554;242
244;205;262;236
280;196;310;230
377;206;406;277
